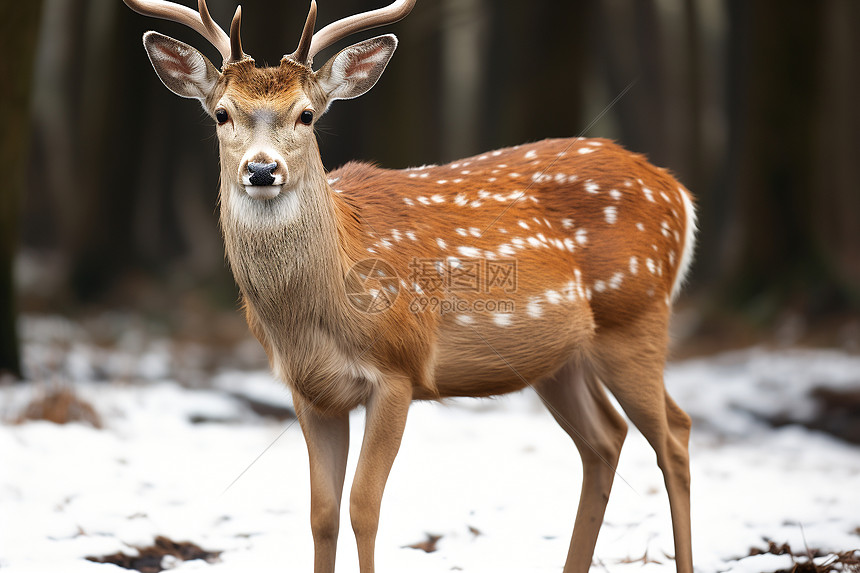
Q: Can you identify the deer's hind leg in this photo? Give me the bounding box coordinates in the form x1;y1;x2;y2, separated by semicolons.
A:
535;357;628;573
593;313;693;573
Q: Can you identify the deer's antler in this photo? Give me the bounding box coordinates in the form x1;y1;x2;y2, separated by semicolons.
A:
123;0;247;66
289;0;416;66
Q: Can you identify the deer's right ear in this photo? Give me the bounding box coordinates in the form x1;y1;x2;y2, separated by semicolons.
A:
143;31;220;101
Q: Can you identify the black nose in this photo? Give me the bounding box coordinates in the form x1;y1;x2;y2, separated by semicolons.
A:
248;162;278;186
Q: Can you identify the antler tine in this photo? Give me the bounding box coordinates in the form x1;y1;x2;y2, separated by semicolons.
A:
229;5;248;63
123;0;239;66
306;0;415;63
291;0;318;65
196;0;231;61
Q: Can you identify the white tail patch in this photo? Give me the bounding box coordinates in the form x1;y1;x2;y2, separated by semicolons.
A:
670;188;698;301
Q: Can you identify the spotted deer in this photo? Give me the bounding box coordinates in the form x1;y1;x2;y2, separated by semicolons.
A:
124;0;697;571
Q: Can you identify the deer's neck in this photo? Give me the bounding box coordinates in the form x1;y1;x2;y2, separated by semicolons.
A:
219;168;362;343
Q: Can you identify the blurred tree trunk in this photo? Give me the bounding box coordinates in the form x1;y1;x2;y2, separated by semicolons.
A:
0;0;44;377
441;0;488;160
67;0;142;301
487;1;589;148
813;0;860;303
722;0;851;319
596;0;668;164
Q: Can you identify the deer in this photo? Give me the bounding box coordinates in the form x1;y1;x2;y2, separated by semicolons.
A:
123;0;697;571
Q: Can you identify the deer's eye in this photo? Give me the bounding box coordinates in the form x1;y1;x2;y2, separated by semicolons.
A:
299;110;314;125
215;109;229;124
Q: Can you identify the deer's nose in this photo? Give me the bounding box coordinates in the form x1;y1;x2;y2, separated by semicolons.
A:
247;162;278;186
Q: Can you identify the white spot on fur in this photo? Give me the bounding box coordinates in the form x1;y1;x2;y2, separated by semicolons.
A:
458;246;482;258
525;149;537;159
493;313;513;327
436;238;447;250
406;231;417;241
526;297;542;318
545;290;562;304
431;194;445;203
609;272;624;290
575;229;588;245
630;256;638;275
455;228;468;236
610;189;622;200
604;206;618;224
417;196;430;205
454;194;468;206
561;218;574;229
578;147;596;155
594;280;607;293
646;258;656;274
661;221;672;238
518;221;529;230
403;197;414;206
455;314;474;325
585;180;600;194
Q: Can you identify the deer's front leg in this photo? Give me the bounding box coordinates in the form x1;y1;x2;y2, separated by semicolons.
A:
295;395;350;573
350;377;412;572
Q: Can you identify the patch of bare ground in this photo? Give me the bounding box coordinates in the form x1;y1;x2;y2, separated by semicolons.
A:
750;541;860;572
15;385;101;428
87;536;221;572
769;387;860;445
403;533;443;553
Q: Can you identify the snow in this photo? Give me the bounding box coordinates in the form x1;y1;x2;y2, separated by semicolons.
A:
2;346;859;572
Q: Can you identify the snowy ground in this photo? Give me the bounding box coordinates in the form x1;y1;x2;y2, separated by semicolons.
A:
2;339;859;572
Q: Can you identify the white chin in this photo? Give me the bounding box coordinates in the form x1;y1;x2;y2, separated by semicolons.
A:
244;185;281;200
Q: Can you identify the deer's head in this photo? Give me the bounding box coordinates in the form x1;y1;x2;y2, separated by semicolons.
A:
128;0;410;202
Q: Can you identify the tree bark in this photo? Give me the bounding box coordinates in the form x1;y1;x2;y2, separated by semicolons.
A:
722;0;842;317
0;0;44;377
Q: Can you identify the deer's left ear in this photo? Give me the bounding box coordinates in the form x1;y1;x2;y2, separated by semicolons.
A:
315;35;397;105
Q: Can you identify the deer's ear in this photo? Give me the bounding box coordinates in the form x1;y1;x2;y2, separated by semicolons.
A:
315;35;397;105
143;31;220;101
